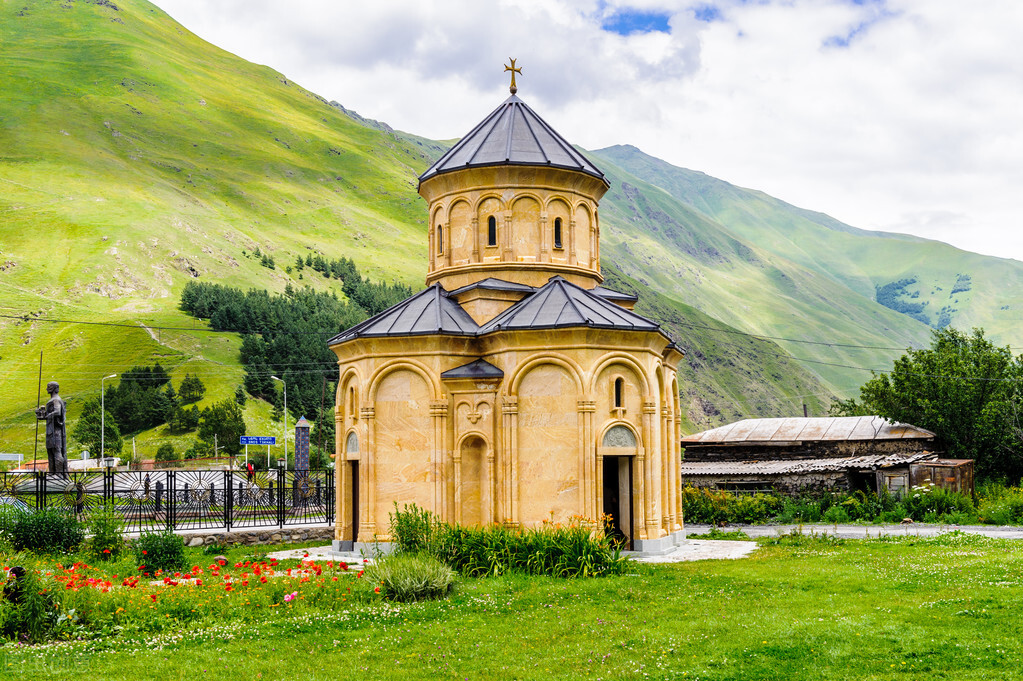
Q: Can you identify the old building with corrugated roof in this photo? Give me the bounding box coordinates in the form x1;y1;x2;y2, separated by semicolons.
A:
681;416;973;495
329;71;685;553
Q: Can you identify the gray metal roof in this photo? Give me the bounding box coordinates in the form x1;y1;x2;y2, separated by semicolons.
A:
590;286;639;303
449;278;536;296
477;276;661;334
679;451;938;476
330;277;672;344
328;284;479;344
419;95;608;185
440;359;504;380
682;416;936;445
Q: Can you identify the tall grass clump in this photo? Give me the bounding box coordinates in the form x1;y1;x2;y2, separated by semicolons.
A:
133;530;187;573
8;509;84;554
389;505;628;578
86;502;125;561
367;552;456;602
977;482;1023;525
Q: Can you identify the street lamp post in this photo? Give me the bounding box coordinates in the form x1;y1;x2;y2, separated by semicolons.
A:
270;375;287;468
101;374;116;460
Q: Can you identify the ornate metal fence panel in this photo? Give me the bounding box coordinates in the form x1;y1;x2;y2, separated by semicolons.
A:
39;471;107;517
168;470;228;531
8;470;334;533
282;470;332;526
230;471;282;529
0;472;37;512
110;471;166;534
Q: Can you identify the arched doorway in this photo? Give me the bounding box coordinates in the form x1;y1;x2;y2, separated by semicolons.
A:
600;425;637;550
458;436;486;526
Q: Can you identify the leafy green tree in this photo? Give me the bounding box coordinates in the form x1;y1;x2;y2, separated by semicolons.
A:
855;327;1023;479
71;398;122;456
178;374;206;404
235;385;247;406
155;443;178;462
198;399;246;457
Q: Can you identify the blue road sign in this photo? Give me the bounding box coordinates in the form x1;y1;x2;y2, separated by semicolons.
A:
240;436;277;446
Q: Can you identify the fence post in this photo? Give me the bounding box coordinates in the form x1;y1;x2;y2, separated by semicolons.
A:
327;470;335;525
167;470;176;532
278;467;285;528
105;471;113;506
225;470;232;531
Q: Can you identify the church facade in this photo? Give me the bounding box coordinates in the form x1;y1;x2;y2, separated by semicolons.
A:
330;78;685;552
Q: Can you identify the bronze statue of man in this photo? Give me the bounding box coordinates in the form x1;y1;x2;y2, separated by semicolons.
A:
35;381;67;474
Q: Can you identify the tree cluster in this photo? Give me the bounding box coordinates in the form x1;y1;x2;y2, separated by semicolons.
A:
833;327;1023;481
179;266;407;422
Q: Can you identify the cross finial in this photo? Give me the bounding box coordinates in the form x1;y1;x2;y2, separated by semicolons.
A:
504;58;522;95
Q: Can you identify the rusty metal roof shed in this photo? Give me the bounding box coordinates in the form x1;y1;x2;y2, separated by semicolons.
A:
679;451;938;476
682;416;935;445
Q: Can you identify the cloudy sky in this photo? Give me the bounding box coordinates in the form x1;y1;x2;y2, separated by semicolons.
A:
157;0;1023;262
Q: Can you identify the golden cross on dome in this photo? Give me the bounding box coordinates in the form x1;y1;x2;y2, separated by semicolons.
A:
504;58;522;95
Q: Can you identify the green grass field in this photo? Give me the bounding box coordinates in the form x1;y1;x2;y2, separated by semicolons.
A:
4;532;1021;679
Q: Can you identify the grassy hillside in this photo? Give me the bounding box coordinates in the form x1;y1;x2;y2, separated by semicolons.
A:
594;144;1023;347
2;0;996;461
0;0;438;459
589;153;933;393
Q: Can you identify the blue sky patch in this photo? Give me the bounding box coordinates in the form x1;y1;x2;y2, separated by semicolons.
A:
601;9;672;35
693;4;722;23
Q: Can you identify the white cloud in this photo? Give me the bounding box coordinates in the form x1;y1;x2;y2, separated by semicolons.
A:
157;0;1023;261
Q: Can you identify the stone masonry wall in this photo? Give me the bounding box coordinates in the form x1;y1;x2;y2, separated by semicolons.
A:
128;526;334;548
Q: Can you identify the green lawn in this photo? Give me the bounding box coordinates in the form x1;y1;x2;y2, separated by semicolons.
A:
4;532;1021;679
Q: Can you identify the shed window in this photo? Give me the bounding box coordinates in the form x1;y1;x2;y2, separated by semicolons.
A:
554;218;563;249
487;216;497;246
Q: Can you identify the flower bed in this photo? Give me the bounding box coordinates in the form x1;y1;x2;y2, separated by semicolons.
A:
0;546;381;645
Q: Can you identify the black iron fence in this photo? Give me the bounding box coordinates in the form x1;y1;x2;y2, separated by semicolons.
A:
0;469;334;534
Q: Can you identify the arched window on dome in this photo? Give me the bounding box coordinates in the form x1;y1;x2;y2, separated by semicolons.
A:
554;217;563;249
487;216;497;247
437;224;444;254
614;377;624;408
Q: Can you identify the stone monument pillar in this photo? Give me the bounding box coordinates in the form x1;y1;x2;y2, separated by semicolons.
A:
294;416;311;472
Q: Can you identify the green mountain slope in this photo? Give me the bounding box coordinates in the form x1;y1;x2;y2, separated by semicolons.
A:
0;0;982;460
594;145;1023;347
588;152;934;392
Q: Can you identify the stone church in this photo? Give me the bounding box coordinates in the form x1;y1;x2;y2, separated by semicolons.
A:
330;72;685;553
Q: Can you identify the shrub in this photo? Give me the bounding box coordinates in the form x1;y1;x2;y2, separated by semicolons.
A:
9;509;84;554
155;443;177;462
902;483;975;521
367;552;456;602
680;486;732;524
390;504;628;578
86;503;124;561
390;503;441;554
133;530;187;573
0;565;59;643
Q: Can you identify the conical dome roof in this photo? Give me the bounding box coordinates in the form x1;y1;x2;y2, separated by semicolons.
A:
419;95;607;186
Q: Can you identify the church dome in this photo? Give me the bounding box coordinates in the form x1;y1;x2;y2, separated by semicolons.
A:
418;94;608;187
418;72;610;293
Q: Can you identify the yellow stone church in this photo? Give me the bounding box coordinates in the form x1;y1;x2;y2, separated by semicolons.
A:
330;71;685;553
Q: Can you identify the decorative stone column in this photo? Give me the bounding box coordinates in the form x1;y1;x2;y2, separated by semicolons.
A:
642;400;660;539
577;399;596;518
430;400;448;520
358;406;375;541
471;216;480;262
501;396;518;526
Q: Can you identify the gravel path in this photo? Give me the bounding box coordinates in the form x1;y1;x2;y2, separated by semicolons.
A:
685;522;1023;540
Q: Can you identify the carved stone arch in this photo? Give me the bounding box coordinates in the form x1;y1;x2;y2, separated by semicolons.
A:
473;192;506;214
598;421;642;449
368;359;441;401
337;367;361;401
589;354;651;395
507;354;584;396
344;429;360;454
456;431;492;451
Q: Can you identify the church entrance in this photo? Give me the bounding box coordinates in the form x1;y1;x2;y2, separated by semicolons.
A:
349;461;359;543
602;456;633;550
